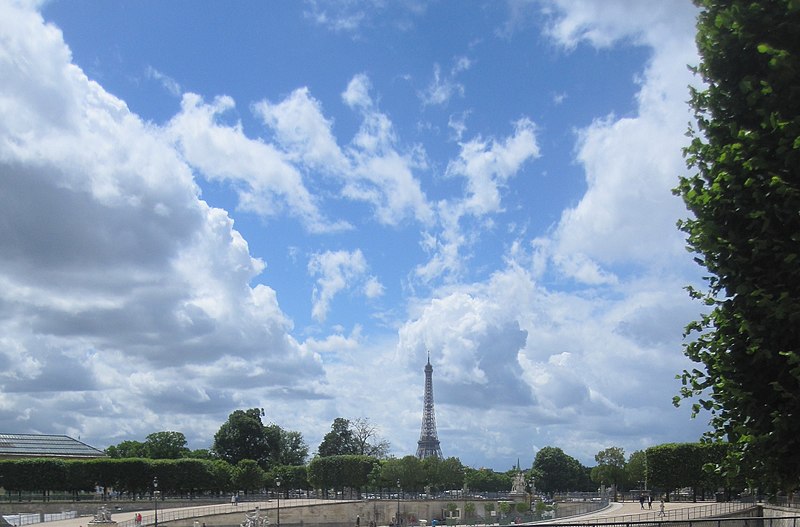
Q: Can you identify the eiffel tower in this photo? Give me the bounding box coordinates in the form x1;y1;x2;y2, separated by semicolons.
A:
416;352;443;459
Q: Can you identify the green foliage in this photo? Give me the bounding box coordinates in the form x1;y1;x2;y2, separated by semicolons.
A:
112;458;151;496
233;459;265;493
317;417;358;456
213;408;271;466
532;446;588;493
676;0;800;493
278;429;309;465
106;432;189;460
144;431;190;459
0;457;238;497
591;447;627;491
307;454;378;491
377;455;426;491
423;456;464;492
465;467;512;492
464;502;476;518
268;464;309;491
625;450;647;490
207;459;234;493
646;443;737;500
212;408;298;470
105;440;147;458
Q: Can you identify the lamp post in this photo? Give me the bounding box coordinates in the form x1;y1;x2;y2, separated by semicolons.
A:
276;478;281;527
396;479;400;527
462;470;467;527
153;477;159;527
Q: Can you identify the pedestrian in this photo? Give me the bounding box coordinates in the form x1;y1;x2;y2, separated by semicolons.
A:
659;499;665;517
357;515;360;527
648;495;653;509
639;495;645;509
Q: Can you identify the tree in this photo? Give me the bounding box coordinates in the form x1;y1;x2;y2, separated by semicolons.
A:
532;447;586;493
591;447;626;498
278;429;309;466
268;464;309;493
105;440;147;458
422;456;464;492
645;443;732;501
145;431;190;459
213;408;269;465
675;0;800;493
317;418;358;457
232;459;265;494
351;418;391;458
307;455;377;494
212;408;281;469
465;468;511;493
626;450;647;491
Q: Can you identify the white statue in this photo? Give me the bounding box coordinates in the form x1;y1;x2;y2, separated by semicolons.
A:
241;507;268;527
511;470;526;494
90;506;114;524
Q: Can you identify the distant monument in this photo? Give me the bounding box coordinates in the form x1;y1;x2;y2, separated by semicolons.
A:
509;461;527;502
416;352;443;459
88;506;117;527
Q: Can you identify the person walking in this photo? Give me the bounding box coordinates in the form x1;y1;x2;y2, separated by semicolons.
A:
639;495;645;509
658;499;665;517
648;495;653;509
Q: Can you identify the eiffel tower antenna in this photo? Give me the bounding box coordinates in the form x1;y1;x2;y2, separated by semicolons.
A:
416;351;443;459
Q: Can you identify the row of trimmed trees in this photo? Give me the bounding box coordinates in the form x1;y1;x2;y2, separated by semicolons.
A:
533;443;743;501
0;454;505;500
0;443;739;502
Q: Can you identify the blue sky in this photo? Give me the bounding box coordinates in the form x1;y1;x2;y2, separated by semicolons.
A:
0;0;710;470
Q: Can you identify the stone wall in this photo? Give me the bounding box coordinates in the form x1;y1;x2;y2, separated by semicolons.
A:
164;500;498;527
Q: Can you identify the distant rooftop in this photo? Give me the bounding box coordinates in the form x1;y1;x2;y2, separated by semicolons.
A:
0;433;106;459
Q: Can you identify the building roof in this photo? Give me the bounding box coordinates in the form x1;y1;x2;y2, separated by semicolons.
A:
0;433;106;459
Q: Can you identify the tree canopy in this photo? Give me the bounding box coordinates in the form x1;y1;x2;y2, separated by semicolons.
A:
532;446;590;493
590;447;626;496
211;408;305;469
318;417;358;457
145;431;190;459
317;417;390;458
675;0;800;492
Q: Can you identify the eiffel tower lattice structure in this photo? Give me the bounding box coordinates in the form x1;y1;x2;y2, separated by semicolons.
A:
416;352;443;459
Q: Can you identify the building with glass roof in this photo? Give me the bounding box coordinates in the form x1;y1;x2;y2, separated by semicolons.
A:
0;433;106;459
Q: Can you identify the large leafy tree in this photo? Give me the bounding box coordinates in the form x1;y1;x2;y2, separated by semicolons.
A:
532;447;586;493
213;408;277;468
675;0;800;492
625;450;647;491
277;429;310;466
213;409;305;469
144;431;190;459
317;417;358;456
591;447;626;498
